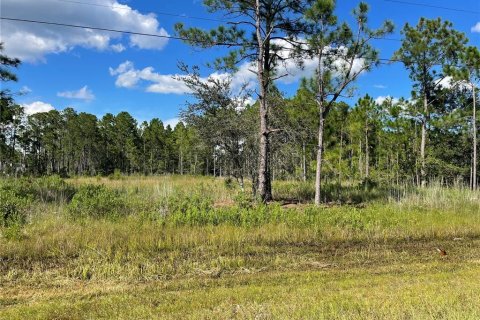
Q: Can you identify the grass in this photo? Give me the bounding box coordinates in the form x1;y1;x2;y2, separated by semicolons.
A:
1;176;480;319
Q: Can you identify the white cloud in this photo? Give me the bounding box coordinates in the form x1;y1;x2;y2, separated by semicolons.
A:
472;22;480;33
163;118;180;128
110;60;254;95
108;36;367;96
1;0;169;62
20;86;32;94
110;43;365;96
111;43;126;53
268;40;366;85
435;76;471;90
22;101;55;115
58;86;95;101
436;76;454;88
374;84;387;89
146;79;190;94
244;97;256;106
375;96;399;105
109;61;190;93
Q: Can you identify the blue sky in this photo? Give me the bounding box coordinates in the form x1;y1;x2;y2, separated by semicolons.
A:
1;0;479;126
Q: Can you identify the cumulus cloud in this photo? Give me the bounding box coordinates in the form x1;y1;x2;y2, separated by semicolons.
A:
110;60;256;95
22;101;55;115
436;76;454;89
109;61;190;94
472;22;480;33
435;76;471;90
58;86;95;101
111;43;126;53
1;0;169;62
109;40;366;96
375;96;399;105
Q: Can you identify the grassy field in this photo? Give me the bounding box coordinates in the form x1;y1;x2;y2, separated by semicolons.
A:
1;176;480;319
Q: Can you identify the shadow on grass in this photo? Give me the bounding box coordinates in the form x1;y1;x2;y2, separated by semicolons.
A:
272;180;417;205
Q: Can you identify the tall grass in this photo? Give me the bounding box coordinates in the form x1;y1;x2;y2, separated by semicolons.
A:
1;176;480;319
1;176;479;281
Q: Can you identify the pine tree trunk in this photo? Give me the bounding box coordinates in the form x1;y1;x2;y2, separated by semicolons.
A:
258;111;272;201
314;48;326;206
420;92;428;187
255;0;272;202
206;156;209;176
194;153;197;175
180;149;183;175
365;117;369;179
358;140;363;179
314;105;325;205
473;85;477;190
302;141;307;182
339;127;343;184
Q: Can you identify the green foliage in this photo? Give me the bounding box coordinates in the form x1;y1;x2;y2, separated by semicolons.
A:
233;191;255;209
223;176;234;190
2;223;24;241
0;42;21;104
0;189;31;227
0;176;75;203
108;169;124;180
273;181;315;202
0;176;75;227
67;184;127;219
395;18;467;90
161;187;214;225
360;177;378;191
31;175;76;202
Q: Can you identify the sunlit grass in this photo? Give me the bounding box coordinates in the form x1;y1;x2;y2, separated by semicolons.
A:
1;176;479;319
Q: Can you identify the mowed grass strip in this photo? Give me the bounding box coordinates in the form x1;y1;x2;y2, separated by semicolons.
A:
1;234;479;319
1;257;479;319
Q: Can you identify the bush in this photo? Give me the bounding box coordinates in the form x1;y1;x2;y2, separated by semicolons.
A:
0;176;75;203
360;177;378;191
32;175;76;202
0;190;32;227
0;178;35;199
67;184;127;219
273;181;314;202
224;177;235;190
157;188;214;225
108;169;124;180
233;191;255;209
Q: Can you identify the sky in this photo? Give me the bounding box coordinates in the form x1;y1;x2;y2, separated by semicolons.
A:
1;0;479;127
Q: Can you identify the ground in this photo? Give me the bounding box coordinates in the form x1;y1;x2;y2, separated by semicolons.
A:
1;176;479;319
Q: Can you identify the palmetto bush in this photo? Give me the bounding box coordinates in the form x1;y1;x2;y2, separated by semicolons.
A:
0;189;32;227
68;184;127;219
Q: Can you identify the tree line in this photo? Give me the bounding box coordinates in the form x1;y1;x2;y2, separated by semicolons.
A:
1;0;479;204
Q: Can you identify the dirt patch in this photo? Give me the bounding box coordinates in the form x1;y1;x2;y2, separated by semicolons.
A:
213;199;235;208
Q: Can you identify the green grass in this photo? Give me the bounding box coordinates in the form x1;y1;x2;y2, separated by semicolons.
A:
1;176;480;319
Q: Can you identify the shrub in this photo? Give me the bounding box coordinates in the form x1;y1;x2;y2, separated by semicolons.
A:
233;191;255;209
360;177;378;191
273;181;315;202
159;188;214;225
0;178;35;199
32;175;76;202
224;177;235;190
68;184;127;219
0;189;32;227
108;169;124;180
0;176;76;204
